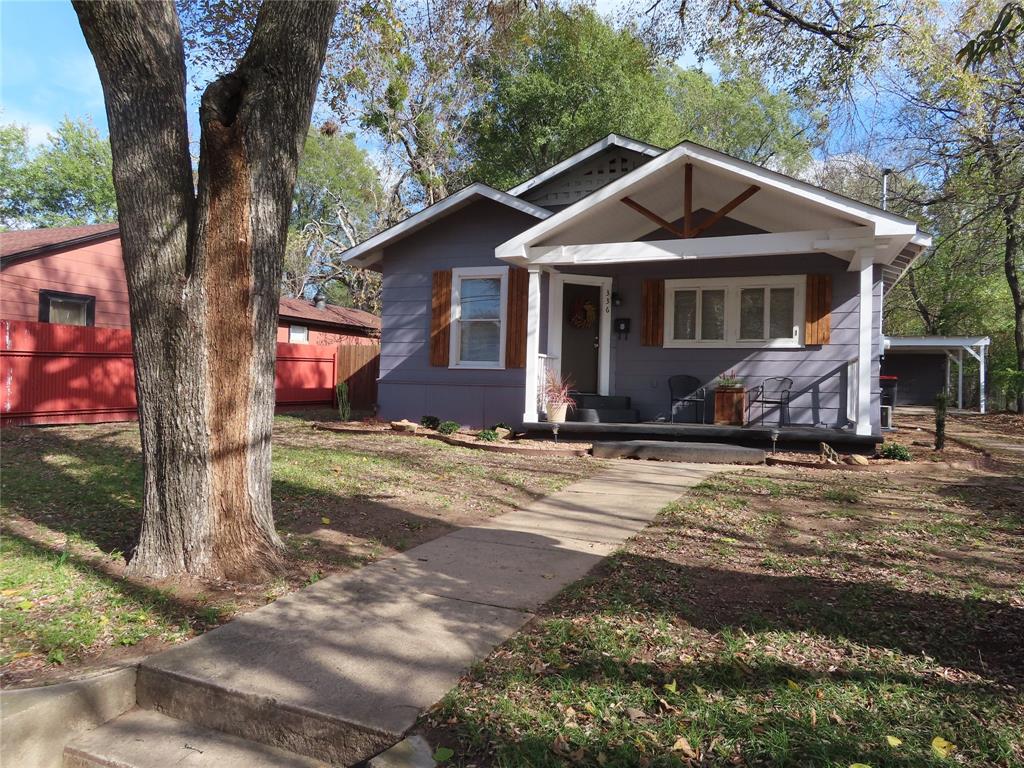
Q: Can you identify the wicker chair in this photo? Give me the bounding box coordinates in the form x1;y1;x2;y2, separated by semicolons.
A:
668;375;706;423
748;377;793;426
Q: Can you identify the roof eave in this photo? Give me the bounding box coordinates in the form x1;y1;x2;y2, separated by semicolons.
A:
0;227;121;269
507;134;665;198
340;183;551;268
496;141;925;262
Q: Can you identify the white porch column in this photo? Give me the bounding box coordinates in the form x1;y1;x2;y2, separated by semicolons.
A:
979;344;987;414
855;249;874;436
957;349;964;409
522;266;542;423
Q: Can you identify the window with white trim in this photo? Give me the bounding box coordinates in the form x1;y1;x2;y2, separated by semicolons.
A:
450;266;508;368
289;324;309;343
665;276;804;348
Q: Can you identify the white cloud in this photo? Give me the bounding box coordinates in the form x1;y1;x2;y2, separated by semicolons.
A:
0;105;53;145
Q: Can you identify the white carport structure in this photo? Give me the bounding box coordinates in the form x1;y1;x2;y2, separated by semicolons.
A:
884;336;991;412
496;141;931;435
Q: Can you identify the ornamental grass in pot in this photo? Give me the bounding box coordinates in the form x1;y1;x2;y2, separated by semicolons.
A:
544;370;576;423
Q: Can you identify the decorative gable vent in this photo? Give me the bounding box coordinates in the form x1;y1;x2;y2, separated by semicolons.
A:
523;151;650;207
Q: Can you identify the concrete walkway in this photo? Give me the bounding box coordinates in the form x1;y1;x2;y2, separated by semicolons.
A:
67;461;725;767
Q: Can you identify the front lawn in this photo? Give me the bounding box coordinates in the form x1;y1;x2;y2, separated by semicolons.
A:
426;460;1024;767
0;412;598;685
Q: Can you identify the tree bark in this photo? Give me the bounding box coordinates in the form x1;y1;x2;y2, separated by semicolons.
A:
74;0;338;580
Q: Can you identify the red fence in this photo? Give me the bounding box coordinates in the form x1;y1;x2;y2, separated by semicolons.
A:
1;320;339;426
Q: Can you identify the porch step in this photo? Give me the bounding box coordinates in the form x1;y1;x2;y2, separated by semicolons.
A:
63;708;322;768
592;440;766;465
573;394;632;410
572;408;640;424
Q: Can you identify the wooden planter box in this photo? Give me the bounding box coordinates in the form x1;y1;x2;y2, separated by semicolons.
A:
714;387;747;425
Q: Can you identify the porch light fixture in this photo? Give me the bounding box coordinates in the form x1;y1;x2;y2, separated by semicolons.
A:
612;291;622;307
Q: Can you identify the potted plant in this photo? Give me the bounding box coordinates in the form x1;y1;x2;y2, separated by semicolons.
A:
543;369;576;423
714;371;747;425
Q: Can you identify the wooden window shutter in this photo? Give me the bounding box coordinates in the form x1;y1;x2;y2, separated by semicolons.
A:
505;267;528;368
641;279;665;346
430;270;452;366
805;274;832;345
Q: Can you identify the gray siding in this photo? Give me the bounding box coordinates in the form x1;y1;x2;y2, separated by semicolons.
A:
563;254;883;430
376;199;883;433
377;199;538;427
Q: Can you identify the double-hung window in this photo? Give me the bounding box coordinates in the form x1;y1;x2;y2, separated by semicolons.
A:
665;276;804;348
450;266;508;368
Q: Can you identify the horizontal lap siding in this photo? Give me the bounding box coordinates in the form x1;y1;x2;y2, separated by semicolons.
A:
378;199;538;426
563;254;882;429
0;238;130;328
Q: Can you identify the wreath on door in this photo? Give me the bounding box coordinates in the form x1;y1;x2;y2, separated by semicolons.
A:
567;297;597;329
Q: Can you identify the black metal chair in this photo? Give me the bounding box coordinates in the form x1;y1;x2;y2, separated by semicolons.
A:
669;375;706;423
748;377;793;426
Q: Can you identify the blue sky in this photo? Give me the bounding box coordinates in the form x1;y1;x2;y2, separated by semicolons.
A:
1;0;109;142
1;0;716;149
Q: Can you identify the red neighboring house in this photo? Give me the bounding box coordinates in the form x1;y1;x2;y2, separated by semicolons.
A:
0;224;380;342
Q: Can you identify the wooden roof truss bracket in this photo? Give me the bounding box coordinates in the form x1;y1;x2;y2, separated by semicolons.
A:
621;162;760;238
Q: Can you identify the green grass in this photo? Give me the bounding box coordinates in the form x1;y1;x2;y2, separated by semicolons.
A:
0;537;189;666
425;466;1024;767
1;415;598;678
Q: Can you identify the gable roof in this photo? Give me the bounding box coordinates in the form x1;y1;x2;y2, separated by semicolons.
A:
507;134;664;199
340;183;552;267
496;140;929;267
278;297;380;334
0;223;120;267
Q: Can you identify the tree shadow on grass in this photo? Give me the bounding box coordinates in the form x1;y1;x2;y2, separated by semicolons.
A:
580;553;1024;686
425;551;1024;767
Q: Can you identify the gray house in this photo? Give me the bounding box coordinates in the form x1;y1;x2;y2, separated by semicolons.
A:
341;135;931;440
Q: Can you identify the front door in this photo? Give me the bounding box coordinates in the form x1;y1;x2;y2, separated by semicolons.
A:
560;282;601;393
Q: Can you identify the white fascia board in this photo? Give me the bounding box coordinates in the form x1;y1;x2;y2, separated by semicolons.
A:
341;183;552;267
525;228;867;265
495;141;922;263
885;335;991;349
507;134;664;197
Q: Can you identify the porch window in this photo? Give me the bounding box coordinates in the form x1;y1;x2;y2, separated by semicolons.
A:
739;286;797;342
671;288;725;341
450;266;508;368
665;276;804;348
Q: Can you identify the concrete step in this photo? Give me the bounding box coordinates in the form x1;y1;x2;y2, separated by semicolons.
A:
592;440;766;464
571;407;639;423
573;394;631;410
133;575;527;766
63;708;324;768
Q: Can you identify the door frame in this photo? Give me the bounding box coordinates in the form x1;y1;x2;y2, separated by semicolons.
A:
547;272;612;395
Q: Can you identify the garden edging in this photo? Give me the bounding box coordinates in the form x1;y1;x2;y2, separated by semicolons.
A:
313;422;590;457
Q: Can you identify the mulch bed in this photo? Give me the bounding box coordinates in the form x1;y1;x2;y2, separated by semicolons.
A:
313;421;593;457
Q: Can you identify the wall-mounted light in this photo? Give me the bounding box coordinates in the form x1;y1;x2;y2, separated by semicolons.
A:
611;292;623;307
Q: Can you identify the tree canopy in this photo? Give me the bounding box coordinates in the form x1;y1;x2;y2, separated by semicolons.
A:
0;117;117;229
466;5;678;190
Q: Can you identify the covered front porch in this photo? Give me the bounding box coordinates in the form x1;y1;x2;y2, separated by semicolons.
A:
496;142;930;441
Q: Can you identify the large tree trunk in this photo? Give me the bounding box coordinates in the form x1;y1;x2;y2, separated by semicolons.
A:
74;0;338;579
1002;198;1024;413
